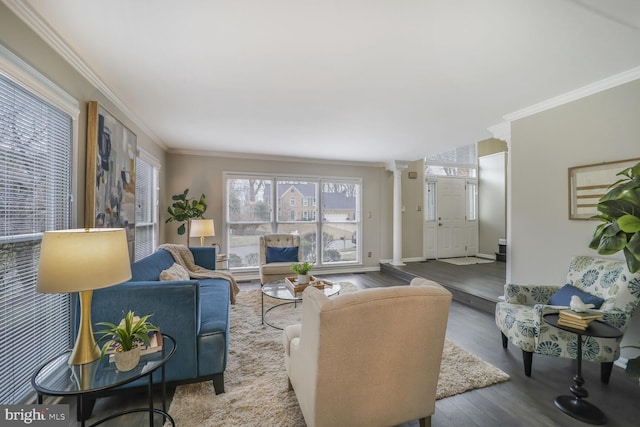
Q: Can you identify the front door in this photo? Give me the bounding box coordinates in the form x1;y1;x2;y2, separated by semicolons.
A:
437;178;467;258
424;177;476;259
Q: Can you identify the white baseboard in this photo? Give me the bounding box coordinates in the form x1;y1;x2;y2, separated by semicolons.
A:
477;253;496;260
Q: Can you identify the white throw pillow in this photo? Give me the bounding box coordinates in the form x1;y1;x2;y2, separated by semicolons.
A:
159;263;190;281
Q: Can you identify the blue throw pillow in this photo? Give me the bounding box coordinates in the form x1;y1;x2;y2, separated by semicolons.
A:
266;246;299;263
547;284;604;308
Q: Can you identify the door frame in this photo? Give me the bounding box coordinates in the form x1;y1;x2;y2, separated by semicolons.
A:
423;176;478;259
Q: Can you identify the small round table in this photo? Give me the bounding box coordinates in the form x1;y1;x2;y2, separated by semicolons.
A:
261;281;341;329
32;334;176;427
543;314;622;425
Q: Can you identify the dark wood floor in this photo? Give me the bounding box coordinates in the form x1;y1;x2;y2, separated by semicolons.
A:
381;259;506;313
55;265;640;426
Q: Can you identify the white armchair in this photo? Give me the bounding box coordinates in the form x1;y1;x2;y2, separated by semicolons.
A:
259;234;301;285
282;278;452;427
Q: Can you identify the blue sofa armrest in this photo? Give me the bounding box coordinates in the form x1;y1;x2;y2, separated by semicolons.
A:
91;279;201;383
190;246;217;270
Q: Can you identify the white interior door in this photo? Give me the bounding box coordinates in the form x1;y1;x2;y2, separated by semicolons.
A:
436;178;467;258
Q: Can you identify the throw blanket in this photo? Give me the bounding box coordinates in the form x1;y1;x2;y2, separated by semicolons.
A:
158;244;240;304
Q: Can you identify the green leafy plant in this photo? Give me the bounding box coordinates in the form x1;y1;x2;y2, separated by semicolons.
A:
290;261;314;276
95;310;158;357
623;343;640;379
166;189;208;236
589;161;640;273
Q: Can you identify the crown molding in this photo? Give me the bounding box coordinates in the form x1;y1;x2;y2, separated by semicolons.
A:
487;122;511;143
168;148;387;168
503;66;640;122
3;0;167;151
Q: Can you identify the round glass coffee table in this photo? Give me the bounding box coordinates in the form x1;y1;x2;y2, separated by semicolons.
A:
261;280;341;330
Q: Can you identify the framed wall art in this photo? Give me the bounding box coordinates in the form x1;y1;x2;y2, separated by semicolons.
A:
85;101;137;260
568;157;640;220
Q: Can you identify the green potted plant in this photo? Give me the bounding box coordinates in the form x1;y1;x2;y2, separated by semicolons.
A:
166;188;208;242
589;161;640;273
95;310;158;371
589;160;640;382
623;343;640;381
291;261;314;285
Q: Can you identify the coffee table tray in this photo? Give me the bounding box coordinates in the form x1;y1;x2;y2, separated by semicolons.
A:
285;276;333;294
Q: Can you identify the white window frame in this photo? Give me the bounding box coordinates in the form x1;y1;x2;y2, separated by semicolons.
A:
0;44;79;404
134;149;160;260
224;173;362;269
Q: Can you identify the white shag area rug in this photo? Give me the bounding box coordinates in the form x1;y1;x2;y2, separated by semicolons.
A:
166;283;509;426
439;256;495;266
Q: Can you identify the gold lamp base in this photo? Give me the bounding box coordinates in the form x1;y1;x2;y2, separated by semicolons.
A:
68;290;101;365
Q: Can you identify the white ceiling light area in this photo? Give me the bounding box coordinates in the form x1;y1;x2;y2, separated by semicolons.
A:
8;0;640;163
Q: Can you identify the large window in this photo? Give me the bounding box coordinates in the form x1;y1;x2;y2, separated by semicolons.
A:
225;174;361;269
0;49;77;404
135;150;159;261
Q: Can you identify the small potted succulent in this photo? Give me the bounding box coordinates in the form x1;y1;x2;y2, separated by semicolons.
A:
95;310;158;371
290;261;314;285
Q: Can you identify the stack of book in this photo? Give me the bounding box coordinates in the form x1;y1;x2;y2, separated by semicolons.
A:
557;309;604;330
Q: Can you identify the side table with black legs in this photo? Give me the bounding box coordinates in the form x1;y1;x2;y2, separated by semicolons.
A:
32;333;176;427
543;314;622;425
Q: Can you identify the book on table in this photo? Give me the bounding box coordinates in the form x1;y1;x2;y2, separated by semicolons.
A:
557;309;604;330
559;309;604;321
557;318;589;331
105;330;163;362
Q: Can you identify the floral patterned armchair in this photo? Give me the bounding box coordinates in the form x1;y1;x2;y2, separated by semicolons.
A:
495;256;640;383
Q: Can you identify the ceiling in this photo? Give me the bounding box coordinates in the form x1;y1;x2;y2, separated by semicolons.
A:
8;0;640;164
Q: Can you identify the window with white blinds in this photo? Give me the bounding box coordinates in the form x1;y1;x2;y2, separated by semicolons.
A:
0;73;73;404
135;153;159;261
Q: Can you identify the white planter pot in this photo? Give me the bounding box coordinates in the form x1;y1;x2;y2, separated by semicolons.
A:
297;274;310;285
114;346;141;372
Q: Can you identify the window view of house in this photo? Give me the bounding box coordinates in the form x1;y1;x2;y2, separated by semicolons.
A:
226;175;360;269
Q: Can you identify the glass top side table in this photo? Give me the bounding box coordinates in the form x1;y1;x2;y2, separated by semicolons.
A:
32;333;176;427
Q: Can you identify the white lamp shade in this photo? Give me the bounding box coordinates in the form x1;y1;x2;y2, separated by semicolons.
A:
190;219;215;237
36;228;132;293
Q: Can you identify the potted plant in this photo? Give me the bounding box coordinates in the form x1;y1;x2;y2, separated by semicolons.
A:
589;161;640;273
623;342;640;382
589;160;640;382
291;261;314;285
166;189;208;243
96;310;158;371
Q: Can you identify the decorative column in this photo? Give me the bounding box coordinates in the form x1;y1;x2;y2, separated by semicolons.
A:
386;160;409;266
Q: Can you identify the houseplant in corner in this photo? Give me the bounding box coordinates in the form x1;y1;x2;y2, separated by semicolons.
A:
589;160;640;382
291;261;314;285
96;310;158;371
166;188;208;243
589;161;640;274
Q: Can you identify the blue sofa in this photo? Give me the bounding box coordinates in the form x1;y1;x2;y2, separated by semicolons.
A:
90;246;230;394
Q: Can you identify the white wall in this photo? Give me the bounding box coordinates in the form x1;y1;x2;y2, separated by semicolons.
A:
166;153;390;271
510;78;640;358
478;152;506;258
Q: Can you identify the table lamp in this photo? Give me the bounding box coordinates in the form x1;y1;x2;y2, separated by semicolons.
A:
190;219;215;246
37;228;132;365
